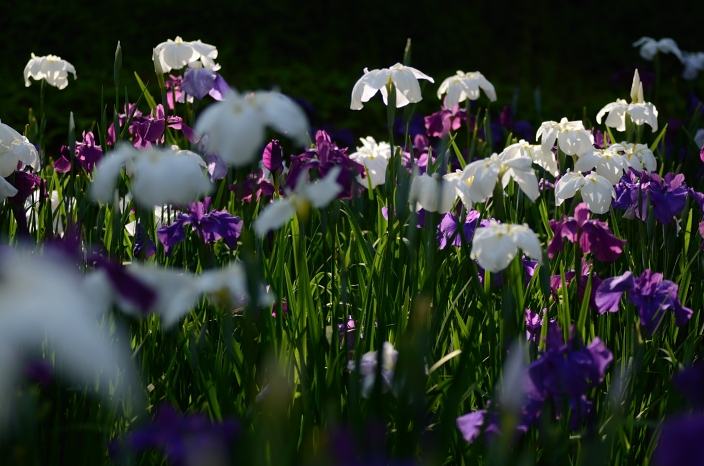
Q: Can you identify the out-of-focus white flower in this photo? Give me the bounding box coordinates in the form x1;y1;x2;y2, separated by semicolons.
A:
555;171;615;214
409;172;459;213
461;152;540;203
198;263;274;309
437;70;497;108
0;249;138;428
609;142;657;172
91;144;212;207
350;63;434;110
196;90;308;167
575;148;629;185
499;140;559;177
23;53;77;89
153;36;218;72
0;121;39;177
125;203;179;236
536;118;594;156
633;37;683;62
349;137;391;189
470;221;542;273
253;167;342;236
596;70;658;132
347;342;398;398
0;178;17;202
26;190;65;235
682;52;704;80
694;129;704;151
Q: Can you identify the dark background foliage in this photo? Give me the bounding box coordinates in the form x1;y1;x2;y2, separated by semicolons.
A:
2;0;703;152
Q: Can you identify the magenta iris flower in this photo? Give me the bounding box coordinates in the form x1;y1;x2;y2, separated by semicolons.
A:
595;269;693;335
262;140;283;174
548;202;625;262
55;131;103;173
157;198;242;255
424;103;467;138
229;169;275;203
8;170;43;206
132;104;197;148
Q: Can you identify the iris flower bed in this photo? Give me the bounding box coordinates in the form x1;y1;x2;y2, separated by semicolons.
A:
1;35;704;465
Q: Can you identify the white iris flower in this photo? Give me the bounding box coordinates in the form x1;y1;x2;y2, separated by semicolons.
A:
437;70;497;108
23;53;77;89
350;63;434;110
470;221;543;273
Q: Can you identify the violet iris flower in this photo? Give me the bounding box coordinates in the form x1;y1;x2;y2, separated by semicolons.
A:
284;130;364;200
526;321;612;428
548;202;625;262
648;172;688;224
157;198;242;255
229;169;275;203
106;103;144;146
7;170;43;206
652;416;704;466
115;404;238;466
133;223;156;259
424;103;467;138
132;104;198;148
55;131;103;173
181;64;230;100
262;140;283;173
673;362;704;409
595;269;692;335
436;210;481;249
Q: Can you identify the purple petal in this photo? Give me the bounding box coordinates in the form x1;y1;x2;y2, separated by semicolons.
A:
263;140;283;173
456;410;486;443
209;73;230;101
595;271;635;314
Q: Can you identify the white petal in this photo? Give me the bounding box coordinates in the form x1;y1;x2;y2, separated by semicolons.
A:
253;199;296;236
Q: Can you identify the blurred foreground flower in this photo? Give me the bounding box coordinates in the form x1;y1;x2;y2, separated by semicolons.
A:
253;166;342;236
23;53;76;89
409;172;459;213
350;63;434;110
437;70;496;108
470;221;542;273
91;144;212;207
0;248;137;429
633;37;683;61
347;342;398;398
196;90;309;167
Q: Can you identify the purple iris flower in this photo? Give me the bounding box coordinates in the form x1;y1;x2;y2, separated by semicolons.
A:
181;65;230;100
392;113;425;139
381;206;425;228
401;149;434;175
424;103;467;138
652;416;704;466
55;131;103;173
648;173;688;224
285;131;363;199
107;103;144;146
591;129;612;150
262;140;283;173
229;169;275;203
526;308;550;343
7;170;44;206
456;410;489;443
595;269;693;335
436;210;481;249
115;404;238;466
53;149;71;173
526;321;612;428
134;223;156;259
132;104;198;148
549;202;625;262
157;198;242;255
549;260;603;311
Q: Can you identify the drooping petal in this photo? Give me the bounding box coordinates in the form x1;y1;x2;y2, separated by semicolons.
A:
594;272;635;314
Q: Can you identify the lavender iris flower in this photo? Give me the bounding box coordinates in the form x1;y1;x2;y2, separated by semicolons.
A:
181;64;230;100
595;269;693;335
548;202;625;262
436;210;481;249
157;198;242;255
115;404;238;466
205;153;228;182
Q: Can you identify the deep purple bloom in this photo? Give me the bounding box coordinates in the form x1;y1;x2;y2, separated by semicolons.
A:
653;415;704;466
262;140;283;173
24;359;53;386
75;131;103;172
595;269;693;335
157;198;242;254
229;169;275;203
134;223;156;259
165;75;186;110
648;173;688;224
107;103;144;146
527;322;612;427
525;308;551;343
7;171;44;206
424;103;467;138
132;104;197;148
53;151;71;173
117;404;238;466
313;130;364;200
436;210;481;249
499;104;514;129
548;203;625;262
591;129;612;150
674;362;704;409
